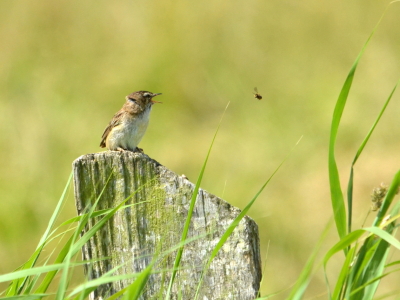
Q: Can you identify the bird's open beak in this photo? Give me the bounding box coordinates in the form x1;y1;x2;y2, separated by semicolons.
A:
151;93;162;104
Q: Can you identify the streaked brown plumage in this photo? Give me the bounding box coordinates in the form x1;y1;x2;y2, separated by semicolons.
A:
100;91;162;151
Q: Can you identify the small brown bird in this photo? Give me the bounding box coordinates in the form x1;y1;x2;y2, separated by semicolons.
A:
100;91;162;152
253;87;262;100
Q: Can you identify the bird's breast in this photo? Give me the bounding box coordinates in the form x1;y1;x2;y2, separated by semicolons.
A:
122;108;151;147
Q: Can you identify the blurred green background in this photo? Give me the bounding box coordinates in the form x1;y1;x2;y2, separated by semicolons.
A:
1;0;399;298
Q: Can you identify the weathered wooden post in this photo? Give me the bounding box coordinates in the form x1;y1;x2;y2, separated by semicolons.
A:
73;151;262;299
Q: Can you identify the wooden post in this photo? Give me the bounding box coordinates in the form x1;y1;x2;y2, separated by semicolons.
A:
73;151;262;300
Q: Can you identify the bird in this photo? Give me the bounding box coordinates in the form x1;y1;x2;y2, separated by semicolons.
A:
100;91;162;152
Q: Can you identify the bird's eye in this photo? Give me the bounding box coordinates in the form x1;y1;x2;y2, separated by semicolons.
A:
143;93;151;98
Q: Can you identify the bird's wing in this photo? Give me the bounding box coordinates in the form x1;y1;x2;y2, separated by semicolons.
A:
99;110;124;148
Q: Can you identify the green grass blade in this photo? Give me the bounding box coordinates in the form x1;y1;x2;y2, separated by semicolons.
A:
356;243;389;299
58;201;150;227
67;193;149;300
37;172;73;249
34;173;115;294
323;224;400;273
362;227;400;249
33;237;74;293
68;257;136;299
68;273;142;297
328;61;357;241
324;223;400;299
194;137;302;300
346;167;355;234
373;169;400;227
70;195;135;257
121;260;155;300
350;267;400;298
70;177;158;257
350;81;398;167
5;247;44;296
350;237;389;300
287;221;330;300
22;246;59;294
352;178;400;298
331;246;357;300
385;260;400;268
55;208;83;300
5;173;73;296
0;295;49;300
347;81;399;233
0;263;78;283
349;273;389;297
323;230;364;278
165;103;229;300
103;287;128;300
328;13;384;240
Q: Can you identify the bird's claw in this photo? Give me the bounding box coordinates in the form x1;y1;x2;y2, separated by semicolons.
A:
135;147;144;153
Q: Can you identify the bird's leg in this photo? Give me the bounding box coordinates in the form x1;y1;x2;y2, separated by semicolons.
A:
116;147;126;152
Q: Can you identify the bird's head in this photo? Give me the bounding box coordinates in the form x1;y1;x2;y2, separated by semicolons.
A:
126;91;162;109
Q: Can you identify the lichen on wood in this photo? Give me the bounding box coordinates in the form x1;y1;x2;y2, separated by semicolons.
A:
73;151;262;300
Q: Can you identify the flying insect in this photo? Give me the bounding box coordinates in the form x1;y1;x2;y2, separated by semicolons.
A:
253;87;262;100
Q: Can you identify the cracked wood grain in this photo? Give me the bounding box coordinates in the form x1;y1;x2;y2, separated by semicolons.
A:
73;151;262;300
